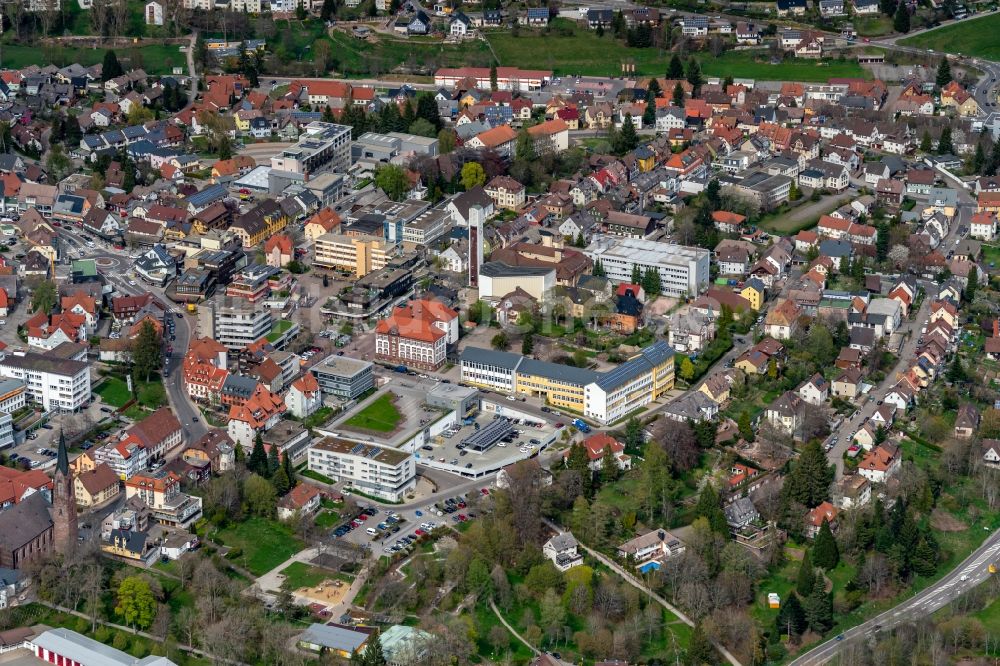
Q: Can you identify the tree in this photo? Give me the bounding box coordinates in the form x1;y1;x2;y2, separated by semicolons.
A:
102;50;124;82
266;444;280;477
131;320;161;382
490;62;498;92
893;3;910;32
515;129;536;162
781;441;834;509
937;126;953;155
679;356;695;381
465;556;492;596
248;433;268;477
491;332;510;351
803;578;833;634
361;635;386;666
617;114;638;153
964;271;978;302
415;93;441;132
936;58;952;88
631;263;642;284
920;130;932;153
244;473;277;517
880;0;897;16
777;593;807;637
437;128;456;154
685;58;702;95
695;483;727;534
672;81;685;107
623;416;645;452
460;162;486;190
643;92;656;128
408;118;436;138
813;519;840;569
115;576;156;630
592;258;605;277
795;549;816;596
876;221;890;262
271;466;291;496
667;54;684;79
947;354;965;382
374;164;410;201
31;279;57;313
539;587;566;639
738;411;755;442
522;332;534;355
685;623;718;665
320;0;335;20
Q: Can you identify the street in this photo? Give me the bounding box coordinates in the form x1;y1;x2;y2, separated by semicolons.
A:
791;528;1000;665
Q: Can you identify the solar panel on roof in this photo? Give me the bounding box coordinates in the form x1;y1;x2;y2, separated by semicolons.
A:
367;447;380;459
350;444;365;455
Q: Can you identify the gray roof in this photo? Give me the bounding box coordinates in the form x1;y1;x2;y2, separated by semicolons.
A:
546;532;579;551
299;623;369;652
460;346;523;371
595;340;674;390
479;262;554;278
0;351;88;377
0;493;52;556
31;628;177;666
520;357;598;387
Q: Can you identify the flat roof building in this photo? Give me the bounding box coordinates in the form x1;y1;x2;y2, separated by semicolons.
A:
307;437;416;501
270;122;352;179
311;356;375;401
582;235;710;298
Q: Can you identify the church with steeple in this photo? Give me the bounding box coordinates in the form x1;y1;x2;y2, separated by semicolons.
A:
0;430;77;568
52;430;78;553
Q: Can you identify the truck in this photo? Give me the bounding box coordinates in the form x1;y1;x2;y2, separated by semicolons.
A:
572;418;591;433
186;303;197;313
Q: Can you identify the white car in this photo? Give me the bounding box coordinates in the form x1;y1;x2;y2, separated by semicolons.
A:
128;280;137;286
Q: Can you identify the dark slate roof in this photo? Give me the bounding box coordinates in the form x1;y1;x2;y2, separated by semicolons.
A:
0;493;52;553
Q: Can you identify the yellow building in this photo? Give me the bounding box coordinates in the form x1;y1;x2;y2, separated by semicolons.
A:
231;199;289;248
740;279;766;311
74;463;121;508
314;233;391;278
459;341;674;425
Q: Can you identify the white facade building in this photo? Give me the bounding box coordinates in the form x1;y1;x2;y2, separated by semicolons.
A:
0;352;90;412
582;235;710;297
307;437;416;501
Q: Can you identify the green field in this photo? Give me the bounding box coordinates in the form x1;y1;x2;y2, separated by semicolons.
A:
96;377;131;408
343;393;403;432
854;16;894;37
215;517;305;576
485;20;866;80
279;561;351;590
898;13;1000;58
328;30;492;77
0;40;185;75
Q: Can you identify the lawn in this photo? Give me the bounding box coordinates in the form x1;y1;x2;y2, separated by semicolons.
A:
0;40;185;75
485;21;866;80
214;517;305;576
982;243;1000;274
976;595;1000;634
343;393;403;433
279;561;351;590
96;377;131;408
266;319;294;343
898;13;1000;58
327;29;492;77
136;379;166;409
304;406;334;429
854;15;894;37
301;468;335;485
314;509;340;528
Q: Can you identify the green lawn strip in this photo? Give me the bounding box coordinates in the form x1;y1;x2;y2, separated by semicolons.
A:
472;601;536;661
266;318;294;343
279;561;352;590
343;393;403;432
214;517;305;576
898;12;1000;58
96;377;131;408
304;406;335;429
0;41;184;74
301;468;335;485
314;509;340;528
327;29;492;76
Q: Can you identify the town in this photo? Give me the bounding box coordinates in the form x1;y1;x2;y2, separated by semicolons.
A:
1;0;1000;663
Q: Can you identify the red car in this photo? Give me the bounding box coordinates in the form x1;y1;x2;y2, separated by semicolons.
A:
357;514;368;521
457;502;466;509
480;488;490;495
414;529;425;536
51;221;61;227
555;422;565;428
457;514;467;522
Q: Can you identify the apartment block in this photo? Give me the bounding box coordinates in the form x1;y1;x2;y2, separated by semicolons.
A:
308;437;416;502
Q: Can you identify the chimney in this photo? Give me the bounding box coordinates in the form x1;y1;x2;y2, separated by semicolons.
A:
994;319;999;338
657;530;665;541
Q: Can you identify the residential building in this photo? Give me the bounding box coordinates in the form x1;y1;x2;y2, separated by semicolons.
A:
0;350;90;412
543;532;584;571
73;464;121;508
617;529;686;566
314;233;392;277
286;372;322;419
227;383;287;450
307;437;416;502
198;297;273;350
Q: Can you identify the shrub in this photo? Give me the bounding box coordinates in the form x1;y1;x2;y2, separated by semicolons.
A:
111;632;129;651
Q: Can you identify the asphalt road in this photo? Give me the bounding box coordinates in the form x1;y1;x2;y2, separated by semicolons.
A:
58;226;208;443
790;528;1000;665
